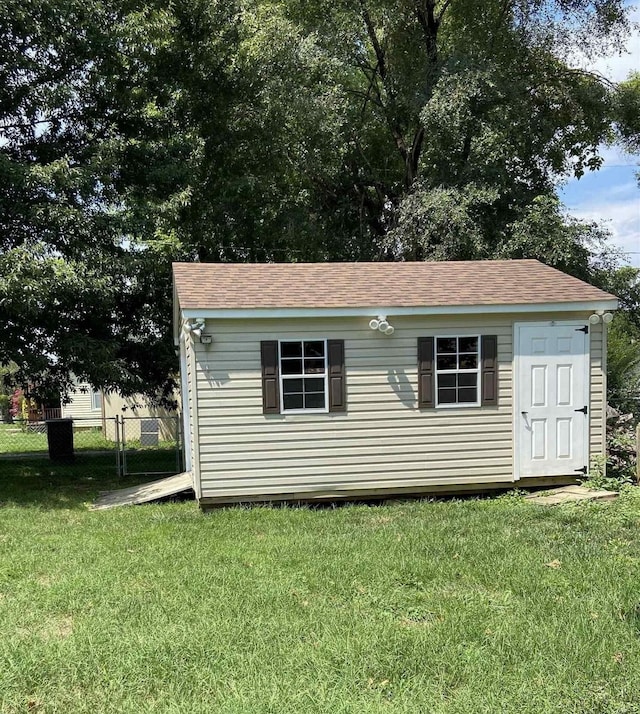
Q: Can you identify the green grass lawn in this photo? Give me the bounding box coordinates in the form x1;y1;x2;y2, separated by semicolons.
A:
1;462;640;713
0;423;115;454
0;424;180;479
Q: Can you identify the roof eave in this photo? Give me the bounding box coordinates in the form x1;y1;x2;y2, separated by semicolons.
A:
179;298;618;320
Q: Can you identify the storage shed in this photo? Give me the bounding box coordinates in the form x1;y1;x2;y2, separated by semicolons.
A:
172;260;618;506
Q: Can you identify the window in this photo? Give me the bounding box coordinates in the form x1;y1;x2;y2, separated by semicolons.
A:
261;339;345;415
91;390;102;411
279;340;327;412
435;336;480;406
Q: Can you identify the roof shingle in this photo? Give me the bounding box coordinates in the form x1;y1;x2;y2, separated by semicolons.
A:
172;260;616;310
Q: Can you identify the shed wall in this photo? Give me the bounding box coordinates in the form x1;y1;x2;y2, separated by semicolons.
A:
188;313;605;501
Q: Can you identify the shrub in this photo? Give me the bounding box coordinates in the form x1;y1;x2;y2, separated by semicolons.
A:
9;388;23;420
607;317;640;417
0;393;9;421
587;410;637;490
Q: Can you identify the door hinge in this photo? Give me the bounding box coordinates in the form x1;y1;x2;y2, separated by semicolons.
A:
576;325;589;334
574;405;588;415
575;466;588;475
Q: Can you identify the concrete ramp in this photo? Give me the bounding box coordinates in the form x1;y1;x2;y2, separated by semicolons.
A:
92;472;193;510
525;485;618;506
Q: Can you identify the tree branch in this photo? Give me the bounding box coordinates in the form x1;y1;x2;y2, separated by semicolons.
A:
344;87;384;110
408;126;425;185
489;0;513;50
0;117;59;132
436;0;453;24
359;0;386;80
355;2;409;160
414;1;440;62
360;63;386;119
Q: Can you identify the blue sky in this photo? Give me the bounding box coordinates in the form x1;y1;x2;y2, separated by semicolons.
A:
558;4;640;267
559;163;639;266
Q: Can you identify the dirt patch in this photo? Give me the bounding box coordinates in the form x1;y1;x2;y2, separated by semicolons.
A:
37;615;74;641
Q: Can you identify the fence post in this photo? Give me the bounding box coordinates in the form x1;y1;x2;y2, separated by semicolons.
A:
121;417;127;477
115;415;121;477
175;416;181;473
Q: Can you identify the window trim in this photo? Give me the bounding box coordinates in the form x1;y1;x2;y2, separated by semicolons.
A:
91;389;102;412
434;334;482;409
278;338;329;414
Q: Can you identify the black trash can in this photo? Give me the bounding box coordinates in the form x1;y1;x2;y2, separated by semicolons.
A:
46;418;75;462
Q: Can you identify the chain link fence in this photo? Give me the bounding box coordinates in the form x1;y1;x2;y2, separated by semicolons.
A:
118;415;183;477
0;415;183;478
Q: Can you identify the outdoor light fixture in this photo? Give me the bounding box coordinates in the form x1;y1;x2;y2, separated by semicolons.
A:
369;315;395;335
183;318;207;340
588;312;614;325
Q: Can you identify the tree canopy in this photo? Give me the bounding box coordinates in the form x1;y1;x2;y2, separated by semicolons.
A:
614;71;640;177
0;0;635;400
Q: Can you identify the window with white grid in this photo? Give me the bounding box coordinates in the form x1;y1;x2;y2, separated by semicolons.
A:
435;336;480;407
279;340;328;412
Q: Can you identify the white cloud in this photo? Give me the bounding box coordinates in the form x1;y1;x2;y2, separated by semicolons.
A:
592;6;640;82
569;5;640;83
568;197;640;266
598;144;639;168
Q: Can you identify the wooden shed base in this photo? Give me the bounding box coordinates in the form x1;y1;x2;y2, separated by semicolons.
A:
198;475;581;510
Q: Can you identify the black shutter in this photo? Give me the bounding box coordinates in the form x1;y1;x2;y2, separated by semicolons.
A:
327;339;346;412
260;341;280;414
481;335;498;406
417;337;435;408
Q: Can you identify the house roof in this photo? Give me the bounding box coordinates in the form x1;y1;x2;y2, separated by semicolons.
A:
172;260;617;311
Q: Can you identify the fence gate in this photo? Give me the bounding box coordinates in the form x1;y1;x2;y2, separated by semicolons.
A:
116;415;183;478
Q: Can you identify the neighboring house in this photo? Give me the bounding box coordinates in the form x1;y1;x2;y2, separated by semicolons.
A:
60;380;103;428
172;260;618;507
61;379;179;440
102;392;179;442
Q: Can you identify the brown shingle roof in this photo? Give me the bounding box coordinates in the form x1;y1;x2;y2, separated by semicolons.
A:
172;260;616;310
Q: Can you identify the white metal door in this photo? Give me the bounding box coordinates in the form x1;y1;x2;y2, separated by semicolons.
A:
515;322;589;478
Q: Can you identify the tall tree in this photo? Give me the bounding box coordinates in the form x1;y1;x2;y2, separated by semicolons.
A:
252;0;627;263
614;71;640;180
0;0;634;401
0;0;241;401
127;0;628;265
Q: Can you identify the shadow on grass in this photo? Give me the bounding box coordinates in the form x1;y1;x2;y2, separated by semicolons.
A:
0;454;174;510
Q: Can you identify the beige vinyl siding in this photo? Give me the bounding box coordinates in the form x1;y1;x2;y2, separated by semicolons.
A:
60;381;102;427
589;320;605;456
191;315;511;500
102;394;179;442
187;312;607;501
